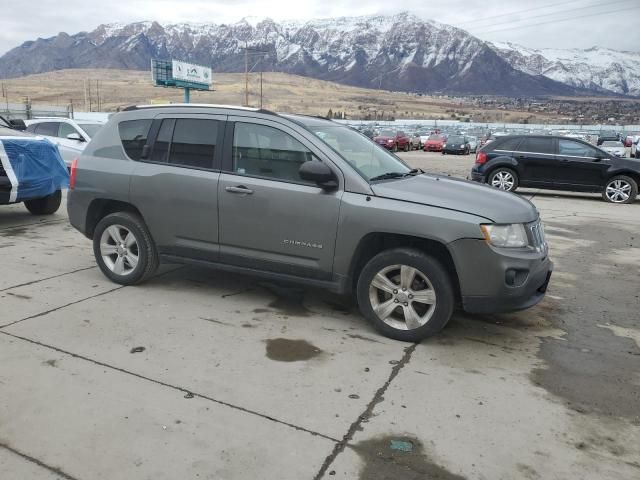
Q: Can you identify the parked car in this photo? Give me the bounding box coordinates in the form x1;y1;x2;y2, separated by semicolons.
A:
596;134;619;146
442;135;470;155
0;118;68;214
466;136;478;153
423;134;446;152
67;104;552;342
408;131;423;150
600;140;626;157
417;131;431;148
373;129;411;152
632;136;640;159
471;135;639;204
25;118;104;167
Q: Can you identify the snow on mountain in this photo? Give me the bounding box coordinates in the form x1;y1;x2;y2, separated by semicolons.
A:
491;41;640;96
0;13;589;96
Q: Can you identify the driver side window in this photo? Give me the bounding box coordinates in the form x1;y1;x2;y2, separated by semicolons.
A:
232;122;315;184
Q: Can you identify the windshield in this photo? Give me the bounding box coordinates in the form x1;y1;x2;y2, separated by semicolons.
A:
602;141;622;147
427;134;442;141
378;129;395;137
307;125;411;181
79;123;103;138
448;136;464;143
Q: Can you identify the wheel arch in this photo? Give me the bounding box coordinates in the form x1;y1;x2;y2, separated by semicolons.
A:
348;232;461;302
85;199;144;239
606;170;640;187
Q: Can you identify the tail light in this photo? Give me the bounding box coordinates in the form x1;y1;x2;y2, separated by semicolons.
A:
69;158;78;189
475;151;487;165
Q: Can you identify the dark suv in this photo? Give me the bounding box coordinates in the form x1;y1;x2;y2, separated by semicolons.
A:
471;135;640;204
67;105;552;342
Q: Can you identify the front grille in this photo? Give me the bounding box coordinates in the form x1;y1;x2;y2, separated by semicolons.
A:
528;220;547;252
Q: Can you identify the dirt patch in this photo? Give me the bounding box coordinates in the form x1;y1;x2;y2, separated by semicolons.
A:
352;435;466;480
265;338;322;362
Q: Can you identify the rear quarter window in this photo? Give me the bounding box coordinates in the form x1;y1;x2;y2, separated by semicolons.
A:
118;119;152;160
494;137;522;151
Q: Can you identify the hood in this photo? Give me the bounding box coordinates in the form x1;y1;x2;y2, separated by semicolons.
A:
371;174;539;224
426;139;444;144
374;136;394;141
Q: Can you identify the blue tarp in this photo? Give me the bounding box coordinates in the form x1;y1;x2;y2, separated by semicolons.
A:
0;137;69;203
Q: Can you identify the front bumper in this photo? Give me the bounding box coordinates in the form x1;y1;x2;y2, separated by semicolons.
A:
449;238;553;314
424;144;443;151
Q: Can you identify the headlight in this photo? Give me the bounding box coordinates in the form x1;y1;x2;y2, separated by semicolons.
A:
480;224;528;248
443;143;447;148
460;144;465;148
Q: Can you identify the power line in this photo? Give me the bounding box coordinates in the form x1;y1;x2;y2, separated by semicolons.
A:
478;4;640;35
455;0;588;26
467;0;636;31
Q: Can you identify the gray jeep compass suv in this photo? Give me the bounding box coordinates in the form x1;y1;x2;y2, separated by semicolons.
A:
67;104;552;342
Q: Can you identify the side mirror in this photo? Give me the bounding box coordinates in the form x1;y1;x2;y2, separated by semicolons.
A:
299;161;337;189
9;119;26;130
67;133;85;142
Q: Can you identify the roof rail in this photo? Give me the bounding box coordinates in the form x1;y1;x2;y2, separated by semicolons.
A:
120;104;278;115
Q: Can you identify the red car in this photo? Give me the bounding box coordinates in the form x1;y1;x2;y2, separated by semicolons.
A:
423;134;446;152
373;129;411;152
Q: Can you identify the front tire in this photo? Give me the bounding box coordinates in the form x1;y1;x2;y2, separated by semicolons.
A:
602;175;638;204
93;212;159;285
392;144;398;152
404;143;410;152
24;190;61;215
488;168;519;192
356;248;455;342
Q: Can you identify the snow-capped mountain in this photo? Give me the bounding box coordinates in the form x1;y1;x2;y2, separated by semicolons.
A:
0;13;603;96
491;42;640;96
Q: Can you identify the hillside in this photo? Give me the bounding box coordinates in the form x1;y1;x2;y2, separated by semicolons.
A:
0;68;569;123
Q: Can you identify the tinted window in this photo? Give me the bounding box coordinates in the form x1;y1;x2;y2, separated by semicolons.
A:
428;134;442;141
168;119;218;169
448;136;464;143
518;137;554;154
79;123;102;138
25;124;37;133
233;123;314;183
58;122;77;138
495;137;522;151
35;122;59;137
150;119;174;163
558;139;599;157
118;119;152;160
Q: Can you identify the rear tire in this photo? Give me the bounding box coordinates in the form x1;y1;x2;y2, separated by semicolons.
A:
404;143;409;152
93;212;159;285
24;190;62;215
356;248;455;342
488;168;519;192
602;175;638;204
392;144;398;152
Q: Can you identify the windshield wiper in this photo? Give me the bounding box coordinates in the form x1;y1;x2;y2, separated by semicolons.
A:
369;172;407;181
369;169;424;182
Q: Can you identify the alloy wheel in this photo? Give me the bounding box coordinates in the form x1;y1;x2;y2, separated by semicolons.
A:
99;224;139;276
368;264;437;331
605;179;632;203
491;171;515;191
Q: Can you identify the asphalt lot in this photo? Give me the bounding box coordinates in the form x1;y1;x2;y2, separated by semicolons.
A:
1;151;639;479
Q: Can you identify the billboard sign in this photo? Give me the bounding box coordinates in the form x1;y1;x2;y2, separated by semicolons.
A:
171;60;212;86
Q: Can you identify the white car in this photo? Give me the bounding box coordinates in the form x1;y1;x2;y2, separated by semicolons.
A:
466;136;478;153
25;118;104;166
600;140;626;157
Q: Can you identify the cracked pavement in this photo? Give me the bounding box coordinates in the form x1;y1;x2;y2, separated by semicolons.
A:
0;151;639;479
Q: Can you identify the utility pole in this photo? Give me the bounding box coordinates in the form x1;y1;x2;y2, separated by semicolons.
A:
244;43;249;107
260;69;263;109
84;79;88;111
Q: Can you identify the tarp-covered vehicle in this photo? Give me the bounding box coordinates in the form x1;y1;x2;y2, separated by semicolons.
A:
0;117;69;215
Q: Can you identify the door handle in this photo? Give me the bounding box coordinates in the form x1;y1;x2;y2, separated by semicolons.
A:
225;186;254;195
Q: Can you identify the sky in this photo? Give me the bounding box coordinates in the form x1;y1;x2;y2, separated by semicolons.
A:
1;0;639;55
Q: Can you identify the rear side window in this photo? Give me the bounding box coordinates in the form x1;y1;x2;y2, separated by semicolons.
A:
233;122;314;183
118;119;152;160
168;119;218;169
495;137;521;151
34;122;59;137
149;119;174;163
518;137;554;154
558;139;598;157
